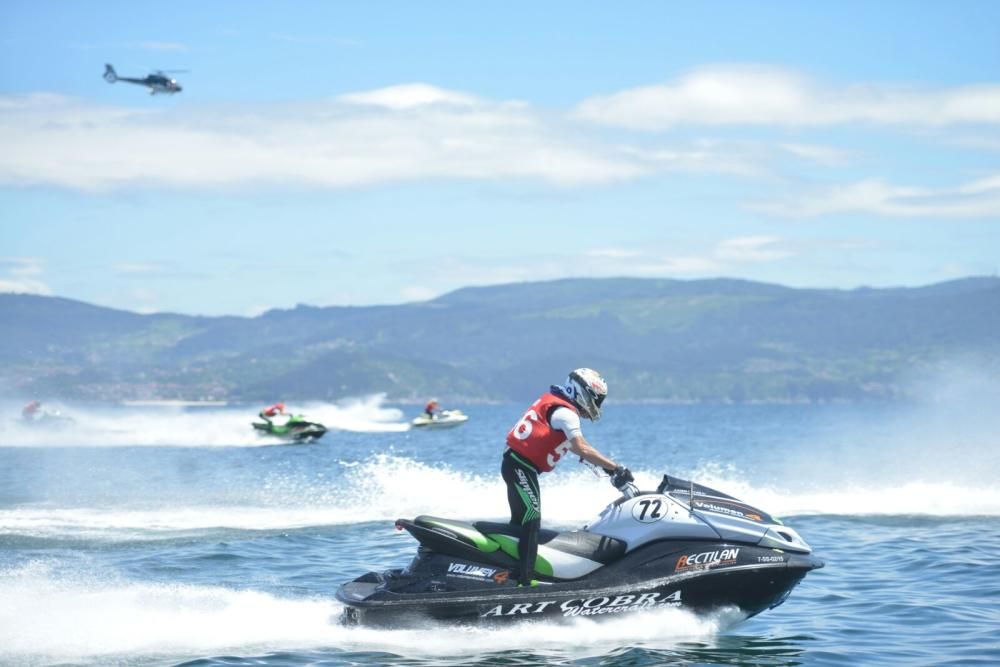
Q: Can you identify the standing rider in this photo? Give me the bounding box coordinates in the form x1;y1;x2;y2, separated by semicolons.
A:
423;399;440;419
503;368;633;587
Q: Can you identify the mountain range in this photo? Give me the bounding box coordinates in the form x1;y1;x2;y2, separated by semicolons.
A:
3;276;998;403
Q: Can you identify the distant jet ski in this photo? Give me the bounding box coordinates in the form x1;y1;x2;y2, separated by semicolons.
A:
251;414;327;442
23;411;75;427
411;409;469;429
336;474;823;626
21;401;74;427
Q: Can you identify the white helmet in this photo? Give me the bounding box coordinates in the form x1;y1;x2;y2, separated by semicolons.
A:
559;368;608;421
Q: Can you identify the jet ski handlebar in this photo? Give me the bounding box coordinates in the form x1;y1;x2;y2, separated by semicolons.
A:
619;482;639;499
605;465;638;499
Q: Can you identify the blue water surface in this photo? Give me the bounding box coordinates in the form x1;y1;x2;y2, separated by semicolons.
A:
1;401;998;666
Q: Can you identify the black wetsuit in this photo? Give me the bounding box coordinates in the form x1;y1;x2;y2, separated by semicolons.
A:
501;448;542;585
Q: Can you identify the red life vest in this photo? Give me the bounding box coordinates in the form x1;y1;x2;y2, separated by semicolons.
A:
506;393;579;473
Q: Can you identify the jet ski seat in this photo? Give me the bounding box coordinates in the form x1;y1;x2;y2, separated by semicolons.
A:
407;516;628;578
474;521;626;565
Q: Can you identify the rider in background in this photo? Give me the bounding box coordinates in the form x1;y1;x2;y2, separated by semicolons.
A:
423;399;440;419
259;402;286;424
22;400;42;420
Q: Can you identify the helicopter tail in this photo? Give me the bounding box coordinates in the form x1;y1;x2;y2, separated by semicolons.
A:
103;64;117;83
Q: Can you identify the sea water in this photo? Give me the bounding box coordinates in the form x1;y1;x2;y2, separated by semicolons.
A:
1;394;998;666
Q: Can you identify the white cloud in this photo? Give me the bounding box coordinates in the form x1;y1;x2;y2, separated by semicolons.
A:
340;84;482;109
948;133;1000;152
399;285;439;302
433;237;792;287
0;278;51;295
619;141;764;177
574;65;1000;130
5;257;45;277
2;70;997;196
754;173;1000;218
0;91;644;191
629;255;724;275
614;236;793;276
779;143;852;167
714;236;793;262
0;258;50;295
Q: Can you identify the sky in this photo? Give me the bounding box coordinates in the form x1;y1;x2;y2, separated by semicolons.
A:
1;0;998;316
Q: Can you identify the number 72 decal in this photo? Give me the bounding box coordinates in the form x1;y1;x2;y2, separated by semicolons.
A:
631;498;664;523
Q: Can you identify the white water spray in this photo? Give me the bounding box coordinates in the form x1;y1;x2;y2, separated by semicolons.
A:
0;394;409;447
0;561;732;665
2;454;998;542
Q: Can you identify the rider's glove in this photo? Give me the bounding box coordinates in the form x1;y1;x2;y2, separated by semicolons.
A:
609;465;634;490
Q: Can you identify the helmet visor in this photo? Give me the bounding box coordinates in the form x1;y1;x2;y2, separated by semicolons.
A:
569;370;607;421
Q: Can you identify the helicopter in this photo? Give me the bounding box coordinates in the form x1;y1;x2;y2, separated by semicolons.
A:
103;64;183;95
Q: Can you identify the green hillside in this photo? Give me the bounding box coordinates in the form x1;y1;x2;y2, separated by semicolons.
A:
2;277;998;403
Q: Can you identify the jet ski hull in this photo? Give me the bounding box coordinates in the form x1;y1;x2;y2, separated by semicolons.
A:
251;420;327;442
336;542;823;627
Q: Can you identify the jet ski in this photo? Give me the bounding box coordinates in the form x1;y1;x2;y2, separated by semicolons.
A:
410;409;469;429
337;474;823;626
20;401;75;427
251;414;327;442
22;410;75;427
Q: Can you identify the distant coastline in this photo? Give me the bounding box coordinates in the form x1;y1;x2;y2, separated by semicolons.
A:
3;276;998;404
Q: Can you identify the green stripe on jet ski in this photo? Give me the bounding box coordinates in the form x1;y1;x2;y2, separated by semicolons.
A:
423;519;500;552
487;533;554;576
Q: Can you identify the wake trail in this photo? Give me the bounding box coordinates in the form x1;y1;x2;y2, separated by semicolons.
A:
0;394;409;447
0;562;731;664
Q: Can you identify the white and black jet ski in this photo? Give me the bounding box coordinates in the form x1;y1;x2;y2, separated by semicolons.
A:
410;409;469;429
336;474;824;626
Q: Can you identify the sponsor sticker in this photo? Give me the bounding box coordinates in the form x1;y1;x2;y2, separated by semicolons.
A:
447;562;498;579
480;590;682;618
675;548;740;572
694;500;763;522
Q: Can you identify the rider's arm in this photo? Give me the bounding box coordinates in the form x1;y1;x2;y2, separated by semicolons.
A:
550;406;619;471
568;435;618;471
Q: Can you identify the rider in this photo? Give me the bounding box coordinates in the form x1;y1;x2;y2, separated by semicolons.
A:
503;368;633;587
21;400;42;420
423;399;440;419
259;402;286;424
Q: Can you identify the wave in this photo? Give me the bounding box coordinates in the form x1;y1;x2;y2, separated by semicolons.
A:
0;562;730;664
685;464;1000;518
1;455;997;540
0;394;409;447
